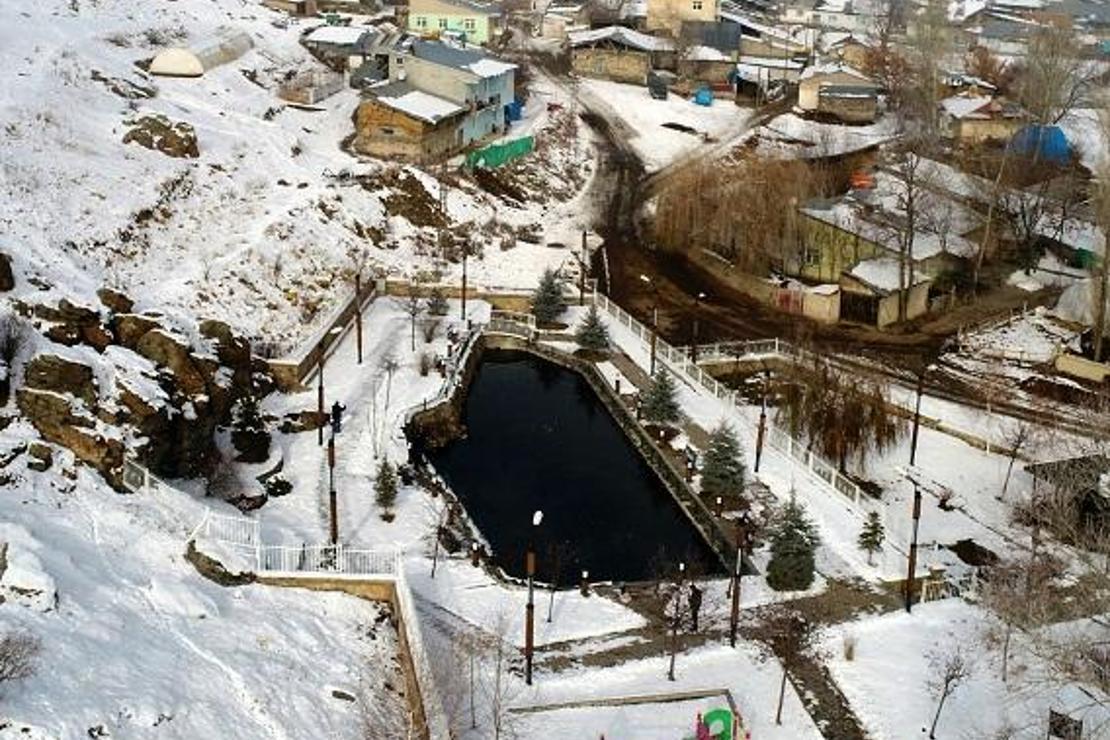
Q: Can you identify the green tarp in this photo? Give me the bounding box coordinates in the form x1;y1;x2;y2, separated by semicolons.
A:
465;135;535;169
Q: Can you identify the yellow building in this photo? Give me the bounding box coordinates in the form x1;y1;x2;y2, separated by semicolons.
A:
939;95;1028;144
646;0;718;36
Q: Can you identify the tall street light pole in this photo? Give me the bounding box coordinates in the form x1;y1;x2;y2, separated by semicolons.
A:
327;433;338;545
525;510;543;686
667;561;686;681
461;242;468;322
690;292;706;362
729;517;747;648
354;273;364;365
755;366;769;473
905;363;934;612
639;274;658;376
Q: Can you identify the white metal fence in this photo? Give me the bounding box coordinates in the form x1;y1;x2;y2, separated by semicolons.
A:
591;292;872;517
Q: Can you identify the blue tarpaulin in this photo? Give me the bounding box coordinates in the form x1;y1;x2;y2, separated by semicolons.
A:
1008;125;1071;165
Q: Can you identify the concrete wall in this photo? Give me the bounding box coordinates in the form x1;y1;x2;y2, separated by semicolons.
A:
1055;352;1110;383
258;576;430;739
817;93;878;123
802;289;841;323
353;100;462;161
798;71;874;111
571;47;651;85
950;116;1024;144
875;281;929;328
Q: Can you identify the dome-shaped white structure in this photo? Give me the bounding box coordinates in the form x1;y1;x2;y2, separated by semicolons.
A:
149;47;204;78
148;28;253;78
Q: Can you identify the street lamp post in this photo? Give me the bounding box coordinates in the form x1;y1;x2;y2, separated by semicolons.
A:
327;433;338;545
690;292;706;363
905;363;934;612
461;241;468;322
354;273;364;365
729;517;747;648
755;367;770;473
667;561;686;681
639;274;658;376
525;510;543;686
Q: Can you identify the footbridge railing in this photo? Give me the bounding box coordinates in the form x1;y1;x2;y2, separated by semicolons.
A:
590;292;873;517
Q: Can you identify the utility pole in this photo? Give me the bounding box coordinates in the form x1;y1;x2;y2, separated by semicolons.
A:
327;433;338;545
525;510;543;685
905;483;922;612
667;561;686;680
317;358;325;447
729;520;744;648
755;368;769;472
354;273;363;365
579;230;588;306
909;368;926;467
461;242;468;322
640;274;658;375
690;292;705;362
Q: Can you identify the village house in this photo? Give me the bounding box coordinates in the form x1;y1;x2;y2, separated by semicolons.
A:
353;39;516;160
302;24;374;70
568;26;675;84
645;0;719;36
263;0;318;16
794;174;980;287
538;4;589;39
939;95;1027;144
353;82;468;160
840;257;932;327
780;0;879;33
796;62;880;123
822;32;875;69
407;0;500;45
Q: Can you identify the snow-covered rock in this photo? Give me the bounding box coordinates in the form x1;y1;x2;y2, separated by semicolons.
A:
0;525;57;613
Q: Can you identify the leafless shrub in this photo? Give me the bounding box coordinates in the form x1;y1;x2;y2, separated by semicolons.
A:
0;314;28;368
421;318;441;344
927;645;972;739
842;634;857;662
0;631;42;691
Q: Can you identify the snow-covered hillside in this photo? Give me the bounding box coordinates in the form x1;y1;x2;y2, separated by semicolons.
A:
0;0;592;353
0;423;407;738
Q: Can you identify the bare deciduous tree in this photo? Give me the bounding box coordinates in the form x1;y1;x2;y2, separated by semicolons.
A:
927;645;972;738
0;631;41;693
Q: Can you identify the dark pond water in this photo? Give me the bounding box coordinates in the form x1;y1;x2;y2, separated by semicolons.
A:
425;350;720;585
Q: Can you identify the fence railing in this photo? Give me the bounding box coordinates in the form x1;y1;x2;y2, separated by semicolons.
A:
591;292;872;517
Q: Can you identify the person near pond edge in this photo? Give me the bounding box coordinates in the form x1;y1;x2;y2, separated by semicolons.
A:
689;582;703;631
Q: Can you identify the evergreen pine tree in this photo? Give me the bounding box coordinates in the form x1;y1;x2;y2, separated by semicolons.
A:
375;459;398;513
641;369;681;425
766;496;819;591
857;511;885;565
700;423;746;500
426;288;449;316
575;304;611;352
532;268;567;325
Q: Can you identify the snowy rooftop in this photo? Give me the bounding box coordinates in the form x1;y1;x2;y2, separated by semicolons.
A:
736;55;806;70
849;257;932;293
684;44;731;61
567;25;674;51
940;95;994;119
798;60;875;83
410;40;516;78
370;83;465;123
303;24;370;45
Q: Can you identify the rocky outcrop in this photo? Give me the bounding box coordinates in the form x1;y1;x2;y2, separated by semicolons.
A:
33;300;111;351
19;293;276;491
122;114;199;159
96;287;134;314
0;252;14;291
111;313;160;349
16;388;126;490
23;354;98;407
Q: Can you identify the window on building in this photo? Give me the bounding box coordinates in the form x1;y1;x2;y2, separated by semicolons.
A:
692;0;703;9
380;127;395;136
415;16;427;27
464;17;476;30
438;17;448;28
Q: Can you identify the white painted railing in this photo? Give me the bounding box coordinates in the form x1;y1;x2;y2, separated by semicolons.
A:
591;292;872;518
